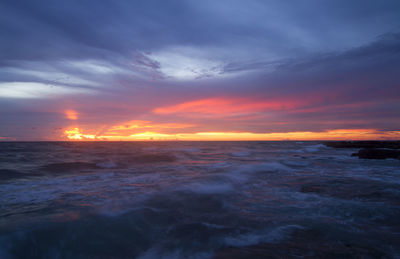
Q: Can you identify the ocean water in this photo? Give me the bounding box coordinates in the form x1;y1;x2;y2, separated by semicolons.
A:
0;141;399;258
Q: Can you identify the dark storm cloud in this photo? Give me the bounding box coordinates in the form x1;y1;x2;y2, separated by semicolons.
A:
1;0;399;63
256;32;400;97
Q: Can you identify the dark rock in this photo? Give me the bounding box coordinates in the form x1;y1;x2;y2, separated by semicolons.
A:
351;148;400;160
323;141;400;149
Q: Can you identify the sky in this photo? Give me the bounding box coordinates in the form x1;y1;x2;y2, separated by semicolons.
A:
1;0;400;141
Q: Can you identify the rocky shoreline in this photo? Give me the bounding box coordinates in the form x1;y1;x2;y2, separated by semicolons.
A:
323;141;400;160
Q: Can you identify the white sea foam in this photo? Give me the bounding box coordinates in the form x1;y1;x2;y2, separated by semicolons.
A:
1;142;399;258
0;171;138;209
225;162;292;183
303;144;325;153
96;161;117;169
241;162;291;173
224;225;304;247
181;182;233;194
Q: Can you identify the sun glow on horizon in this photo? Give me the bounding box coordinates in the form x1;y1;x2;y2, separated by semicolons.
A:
64;128;96;140
63;127;400;141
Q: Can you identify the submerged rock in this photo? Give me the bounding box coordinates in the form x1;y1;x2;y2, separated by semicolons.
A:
324;141;400;160
351;148;400;160
323;141;400;149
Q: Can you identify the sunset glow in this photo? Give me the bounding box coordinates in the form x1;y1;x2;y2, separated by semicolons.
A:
65;110;78;120
2;2;400;258
153;98;301;116
108;120;195;131
64;127;400;141
1;0;399;141
64;128;96;140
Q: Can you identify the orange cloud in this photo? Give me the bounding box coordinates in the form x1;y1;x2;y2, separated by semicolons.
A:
153;98;301;116
64;119;195;140
65;110;78;120
108;120;194;132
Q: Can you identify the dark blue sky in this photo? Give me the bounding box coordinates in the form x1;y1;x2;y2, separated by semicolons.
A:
1;0;400;140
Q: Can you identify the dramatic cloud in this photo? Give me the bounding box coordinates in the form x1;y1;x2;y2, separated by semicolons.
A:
1;0;400;140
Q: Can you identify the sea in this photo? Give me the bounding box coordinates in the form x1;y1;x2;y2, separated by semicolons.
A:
0;141;399;258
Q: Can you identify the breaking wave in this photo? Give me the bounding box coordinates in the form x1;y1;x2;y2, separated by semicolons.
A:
0;141;399;258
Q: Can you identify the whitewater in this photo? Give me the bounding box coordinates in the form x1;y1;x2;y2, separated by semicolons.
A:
0;141;399;258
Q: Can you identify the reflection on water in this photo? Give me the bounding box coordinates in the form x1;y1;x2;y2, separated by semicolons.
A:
0;141;399;258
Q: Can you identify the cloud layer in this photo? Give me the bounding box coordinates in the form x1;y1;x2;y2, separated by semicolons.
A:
1;0;400;140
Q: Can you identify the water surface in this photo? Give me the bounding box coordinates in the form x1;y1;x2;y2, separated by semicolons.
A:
0;141;399;258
